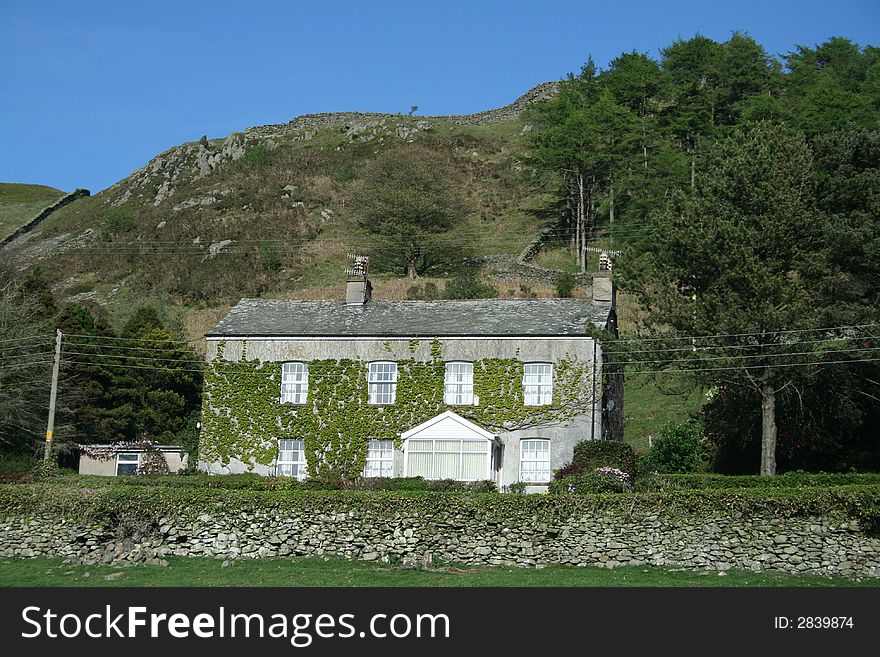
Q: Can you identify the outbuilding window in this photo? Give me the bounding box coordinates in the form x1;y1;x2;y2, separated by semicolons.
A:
116;452;139;476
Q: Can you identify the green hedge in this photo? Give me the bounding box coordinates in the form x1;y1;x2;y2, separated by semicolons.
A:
32;472;495;492
634;472;880;492
1;482;877;533
549;472;630;495
555;441;637;480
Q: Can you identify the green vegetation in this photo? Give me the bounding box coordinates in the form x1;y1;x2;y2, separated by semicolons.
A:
102;207;136;236
534;246;581;273
0;182;65;240
646;419;708;474
623;374;705;452
525;34;879;472
442;270;499;299
555;271;577;297
245;144;273;166
3;479;878;526
1;556;873;587
0;275;202;460
634;472;880;492
355;145;468;278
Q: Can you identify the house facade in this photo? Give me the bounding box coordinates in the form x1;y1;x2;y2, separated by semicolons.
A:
198;269;616;490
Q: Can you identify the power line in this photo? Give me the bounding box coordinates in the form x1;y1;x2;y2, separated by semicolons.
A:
0;338;49;353
60;359;204;374
62;350;204;365
0;360;54;371
619;356;880;376
0;350;55;362
618;345;880;367
610;323;880;344
63;332;202;346
59;351;880;380
602;334;880;356
0;334;53;345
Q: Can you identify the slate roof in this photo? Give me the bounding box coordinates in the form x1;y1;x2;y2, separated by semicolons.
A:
206;299;611;338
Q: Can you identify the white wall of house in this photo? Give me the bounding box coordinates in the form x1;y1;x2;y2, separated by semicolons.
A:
201;335;603;485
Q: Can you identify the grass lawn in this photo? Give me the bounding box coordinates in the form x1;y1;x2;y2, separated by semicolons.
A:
1;557;874;587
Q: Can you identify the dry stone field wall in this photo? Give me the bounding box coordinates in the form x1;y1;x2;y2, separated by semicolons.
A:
1;493;878;578
0;189;90;249
245;81;560;138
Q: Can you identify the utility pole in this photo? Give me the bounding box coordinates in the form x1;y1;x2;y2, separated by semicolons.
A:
43;329;62;462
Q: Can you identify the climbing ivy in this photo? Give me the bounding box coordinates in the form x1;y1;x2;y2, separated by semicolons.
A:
200;340;596;479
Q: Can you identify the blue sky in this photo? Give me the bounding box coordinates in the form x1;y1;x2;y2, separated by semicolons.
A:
1;0;877;192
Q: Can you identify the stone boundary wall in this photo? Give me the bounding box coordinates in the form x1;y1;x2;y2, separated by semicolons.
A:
0;188;90;248
246;82;559;138
482;227;591;287
1;495;877;578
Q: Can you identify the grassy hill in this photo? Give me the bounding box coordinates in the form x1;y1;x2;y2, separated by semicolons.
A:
6;113;557;334
0;182;66;240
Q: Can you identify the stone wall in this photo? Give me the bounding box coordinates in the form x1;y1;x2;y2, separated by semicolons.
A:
1;493;877;578
0;188;90;248
481;227;591;287
246;82;559;138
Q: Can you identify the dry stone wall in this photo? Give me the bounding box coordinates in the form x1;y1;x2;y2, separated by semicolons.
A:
1;493;877;578
0;189;90;248
245;82;559;138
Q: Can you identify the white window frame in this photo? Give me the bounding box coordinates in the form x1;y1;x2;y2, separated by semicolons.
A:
523;362;553;406
367;361;398;405
519;439;551;482
444;361;474;405
277;439;307;480
404;438;491;481
363;440;394;478
116;452;140;476
281;362;308;404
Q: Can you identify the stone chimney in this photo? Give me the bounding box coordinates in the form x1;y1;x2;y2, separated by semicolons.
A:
592;251;615;307
344;253;372;305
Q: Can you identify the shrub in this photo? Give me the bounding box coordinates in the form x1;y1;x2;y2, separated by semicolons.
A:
103;208;135;236
245;144;272;166
554;440;636;480
548;470;630;494
633;471;880;493
443;273;498;299
259;240;281;271
555;272;577;298
650;420;707;474
406;282;440;300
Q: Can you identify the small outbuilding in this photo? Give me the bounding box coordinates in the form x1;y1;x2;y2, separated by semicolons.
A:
78;444;189;476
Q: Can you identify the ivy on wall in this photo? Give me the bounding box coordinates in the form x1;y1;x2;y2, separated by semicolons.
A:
200;340;596;478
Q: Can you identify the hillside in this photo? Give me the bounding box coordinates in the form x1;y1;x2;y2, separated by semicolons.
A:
2;83;568;338
0;183;66;241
